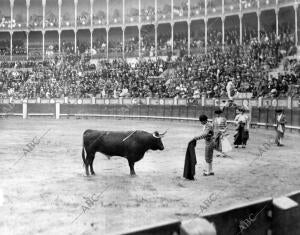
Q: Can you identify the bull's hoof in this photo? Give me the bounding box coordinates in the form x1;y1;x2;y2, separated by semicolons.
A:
91;172;96;176
130;172;137;177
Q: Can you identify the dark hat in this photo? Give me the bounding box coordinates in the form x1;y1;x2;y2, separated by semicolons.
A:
199;115;208;123
238;106;245;112
275;108;283;113
214;109;223;114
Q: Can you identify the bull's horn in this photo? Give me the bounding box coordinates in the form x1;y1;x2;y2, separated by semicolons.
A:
159;130;168;137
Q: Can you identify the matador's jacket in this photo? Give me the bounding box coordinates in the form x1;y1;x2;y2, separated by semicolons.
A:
194;123;214;163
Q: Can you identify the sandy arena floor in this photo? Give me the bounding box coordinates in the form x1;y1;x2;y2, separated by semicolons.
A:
0;117;300;235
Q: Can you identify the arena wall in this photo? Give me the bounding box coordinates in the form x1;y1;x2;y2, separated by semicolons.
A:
1;100;300;131
119;190;300;235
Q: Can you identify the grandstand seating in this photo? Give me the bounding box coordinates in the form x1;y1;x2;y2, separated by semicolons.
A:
0;0;299;100
0;0;298;59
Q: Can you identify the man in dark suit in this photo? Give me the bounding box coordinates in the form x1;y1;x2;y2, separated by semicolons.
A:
193;115;215;176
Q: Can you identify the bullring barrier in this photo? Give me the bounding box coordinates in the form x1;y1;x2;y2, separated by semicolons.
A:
118;190;300;235
1;100;299;131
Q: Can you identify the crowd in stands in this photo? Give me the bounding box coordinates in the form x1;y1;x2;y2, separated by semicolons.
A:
141;34;155;56
29;15;43;28
77;12;91;26
45;15;58;27
12;40;26;55
125;37;138;56
92;39;106;54
0;40;10;56
174;32;188;51
0;40;27;56
0;16;11;29
0;22;299;99
0;38;299;100
0;61;37;69
108;41;122;54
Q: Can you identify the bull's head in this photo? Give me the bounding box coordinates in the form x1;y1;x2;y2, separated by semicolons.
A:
151;131;167;150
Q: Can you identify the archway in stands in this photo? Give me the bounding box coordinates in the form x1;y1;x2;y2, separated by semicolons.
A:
157;0;172;21
29;0;43;30
173;0;188;20
157;23;171;56
207;17;222;48
241;0;257;11
278;6;295;47
141;0;155;24
108;27;123;58
13;0;27;29
77;29;91;54
61;30;75;54
260;10;276;37
77;0;91;27
125;0;139;24
28;31;42;60
140;24;154;57
0;0;11;30
0;32;10;57
125;26;139;58
12;32;27;59
278;0;292;5
93;28;107;58
224;0;240;13
207;0;222;15
190;0;204;18
260;0;276;8
109;0;123;26
190;19;205;55
93;0;107;26
45;31;58;57
224;15;240;46
242;13;258;45
45;0;59;28
61;0;75;28
174;21;188;57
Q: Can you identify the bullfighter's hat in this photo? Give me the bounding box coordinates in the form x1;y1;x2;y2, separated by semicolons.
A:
214;109;223;114
275;108;283;113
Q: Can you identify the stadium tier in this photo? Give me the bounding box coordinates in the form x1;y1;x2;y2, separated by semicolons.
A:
0;0;299;60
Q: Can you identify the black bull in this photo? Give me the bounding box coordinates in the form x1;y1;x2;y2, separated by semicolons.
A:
82;130;165;176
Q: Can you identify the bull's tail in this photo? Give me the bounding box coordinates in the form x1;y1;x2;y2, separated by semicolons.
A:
82;138;87;167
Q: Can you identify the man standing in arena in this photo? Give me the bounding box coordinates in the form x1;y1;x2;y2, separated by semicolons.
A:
193;115;215;176
233;107;249;148
275;109;287;146
213;109;229;157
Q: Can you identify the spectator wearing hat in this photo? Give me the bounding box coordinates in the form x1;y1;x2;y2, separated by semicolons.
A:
212;109;228;157
275;108;287;146
233;107;249;148
193;115;215;176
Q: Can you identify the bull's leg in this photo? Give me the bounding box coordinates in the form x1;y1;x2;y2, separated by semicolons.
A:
85;159;90;176
90;153;96;175
85;153;92;176
128;161;136;176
